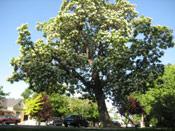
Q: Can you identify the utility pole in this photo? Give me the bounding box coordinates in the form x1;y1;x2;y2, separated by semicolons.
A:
82;103;84;116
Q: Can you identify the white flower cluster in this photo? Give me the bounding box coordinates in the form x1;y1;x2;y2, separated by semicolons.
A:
132;16;152;32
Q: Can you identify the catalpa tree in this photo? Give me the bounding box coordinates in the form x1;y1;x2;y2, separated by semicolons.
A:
8;0;174;126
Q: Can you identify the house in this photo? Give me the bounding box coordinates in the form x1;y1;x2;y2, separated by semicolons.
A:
0;99;25;123
0;98;47;125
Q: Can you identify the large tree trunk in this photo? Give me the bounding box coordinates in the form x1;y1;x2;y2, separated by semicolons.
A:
36;117;41;126
94;85;111;127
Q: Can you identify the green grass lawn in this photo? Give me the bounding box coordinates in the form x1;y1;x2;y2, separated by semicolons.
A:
0;126;79;131
0;126;173;131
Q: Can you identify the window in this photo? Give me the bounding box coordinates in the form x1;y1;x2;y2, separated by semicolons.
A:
24;115;28;121
16;112;20;118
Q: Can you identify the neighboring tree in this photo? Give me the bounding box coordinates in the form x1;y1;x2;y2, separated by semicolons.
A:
49;93;69;117
84;101;99;126
21;88;33;100
0;86;9;101
66;97;83;115
25;94;52;125
123;118;130;128
117;97;144;126
8;0;174;126
66;97;100;125
137;64;175;127
25;94;43;119
127;97;144;115
66;97;100;126
49;93;99;125
108;107;120;121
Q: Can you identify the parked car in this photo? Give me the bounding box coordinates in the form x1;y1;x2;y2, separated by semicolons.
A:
63;114;89;127
126;123;134;127
135;123;140;127
47;117;63;126
112;120;121;127
0;115;20;125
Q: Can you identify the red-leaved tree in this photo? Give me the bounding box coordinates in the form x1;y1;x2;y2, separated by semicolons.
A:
30;94;52;125
118;97;144;125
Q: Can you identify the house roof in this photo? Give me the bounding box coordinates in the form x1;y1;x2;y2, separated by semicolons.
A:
0;99;22;108
0;108;14;113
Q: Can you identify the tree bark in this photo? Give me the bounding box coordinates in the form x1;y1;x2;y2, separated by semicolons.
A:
122;113;135;126
94;85;111;127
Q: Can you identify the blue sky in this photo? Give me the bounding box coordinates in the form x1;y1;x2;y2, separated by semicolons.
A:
0;0;175;99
